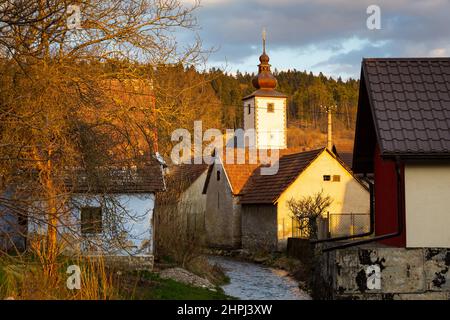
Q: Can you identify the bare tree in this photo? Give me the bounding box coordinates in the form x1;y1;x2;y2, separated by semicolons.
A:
288;191;332;240
0;0;209;274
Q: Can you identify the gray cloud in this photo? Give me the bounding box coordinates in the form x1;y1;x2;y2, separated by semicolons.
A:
192;0;450;77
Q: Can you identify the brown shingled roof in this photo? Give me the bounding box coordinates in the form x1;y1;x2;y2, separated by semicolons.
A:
66;163;165;194
243;89;288;100
364;58;450;156
166;163;208;192
239;148;324;204
337;152;353;168
353;58;450;172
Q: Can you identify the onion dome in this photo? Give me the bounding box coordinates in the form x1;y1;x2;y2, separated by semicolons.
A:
252;32;277;90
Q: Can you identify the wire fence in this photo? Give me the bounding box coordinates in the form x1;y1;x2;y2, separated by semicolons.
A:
290;212;370;239
328;213;370;237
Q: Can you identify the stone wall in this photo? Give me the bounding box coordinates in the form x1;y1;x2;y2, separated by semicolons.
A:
241;204;277;251
205;162;241;249
315;245;450;300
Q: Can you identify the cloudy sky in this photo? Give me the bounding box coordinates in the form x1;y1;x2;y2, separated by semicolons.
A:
181;0;450;79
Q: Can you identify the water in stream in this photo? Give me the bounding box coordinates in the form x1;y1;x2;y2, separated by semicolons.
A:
209;256;311;300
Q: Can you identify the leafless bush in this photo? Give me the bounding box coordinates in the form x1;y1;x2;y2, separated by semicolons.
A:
288;191;332;240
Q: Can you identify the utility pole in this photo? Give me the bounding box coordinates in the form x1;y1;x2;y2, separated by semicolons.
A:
321;105;337;151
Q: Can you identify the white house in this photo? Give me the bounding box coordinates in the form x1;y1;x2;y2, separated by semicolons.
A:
27;162;165;266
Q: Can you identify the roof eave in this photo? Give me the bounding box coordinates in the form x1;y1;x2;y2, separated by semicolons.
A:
381;152;450;160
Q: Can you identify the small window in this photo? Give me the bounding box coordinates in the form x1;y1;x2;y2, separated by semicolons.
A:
216;170;221;181
81;207;102;234
267;102;274;113
247;104;251;114
333;175;341;182
323;175;331;181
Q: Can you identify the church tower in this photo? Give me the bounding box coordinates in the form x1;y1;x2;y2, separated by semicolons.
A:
243;30;287;149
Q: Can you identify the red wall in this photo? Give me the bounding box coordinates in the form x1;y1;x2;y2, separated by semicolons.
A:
374;146;406;247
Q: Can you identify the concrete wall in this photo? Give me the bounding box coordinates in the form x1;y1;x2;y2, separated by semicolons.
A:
405;163;450;248
241;204;277;251
277;151;370;247
316;246;450;300
29;193;155;257
179;170;207;234
205;162;241;248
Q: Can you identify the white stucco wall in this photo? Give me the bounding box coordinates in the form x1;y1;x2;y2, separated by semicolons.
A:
255;96;287;149
405;164;450;248
29;193;155;256
243;97;255;138
243;96;286;149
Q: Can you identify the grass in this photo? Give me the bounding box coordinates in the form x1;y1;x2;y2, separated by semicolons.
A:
0;260;234;300
117;271;234;300
0;245;233;300
0;253;117;300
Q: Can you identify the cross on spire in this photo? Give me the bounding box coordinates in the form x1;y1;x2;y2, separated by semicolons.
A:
262;28;266;53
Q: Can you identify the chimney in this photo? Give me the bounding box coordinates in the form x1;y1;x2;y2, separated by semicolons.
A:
327;108;332;150
322;105;336;151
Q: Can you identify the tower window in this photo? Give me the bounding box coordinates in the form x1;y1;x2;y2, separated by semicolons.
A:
333;175;341;182
247;104;251;114
323;175;331;181
216;170;221;181
267;103;274;113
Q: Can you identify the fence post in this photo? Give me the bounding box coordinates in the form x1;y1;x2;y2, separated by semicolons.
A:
351;213;355;236
327;211;331;238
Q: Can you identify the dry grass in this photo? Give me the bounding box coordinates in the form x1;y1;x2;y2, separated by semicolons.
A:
185;255;229;286
287;126;354;152
0;250;118;300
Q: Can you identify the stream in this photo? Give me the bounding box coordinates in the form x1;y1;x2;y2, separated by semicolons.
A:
209;256;311;300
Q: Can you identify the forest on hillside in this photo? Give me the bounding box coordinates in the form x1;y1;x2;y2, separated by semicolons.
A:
140;65;361;154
